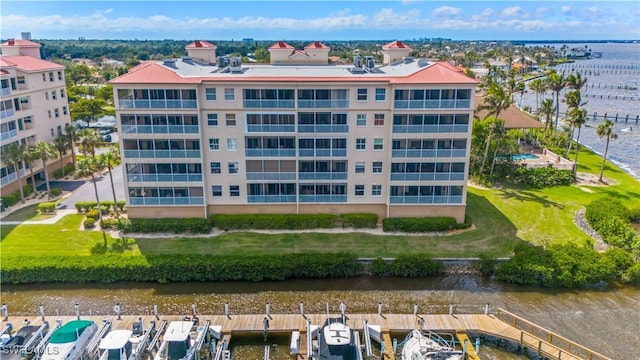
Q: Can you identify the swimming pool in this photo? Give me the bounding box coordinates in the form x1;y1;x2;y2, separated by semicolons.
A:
498;153;540;160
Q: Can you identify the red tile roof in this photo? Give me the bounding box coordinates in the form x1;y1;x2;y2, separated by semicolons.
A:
0;69;10;75
268;41;294;50
304;41;329;50
0;58;17;67
383;40;411;50
0;56;63;72
390;62;477;85
290;50;309;57
110;62;198;84
434;61;465;73
185;40;216;49
1;39;41;47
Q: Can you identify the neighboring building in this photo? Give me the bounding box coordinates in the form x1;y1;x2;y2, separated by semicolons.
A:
111;40;476;222
1;36;72;194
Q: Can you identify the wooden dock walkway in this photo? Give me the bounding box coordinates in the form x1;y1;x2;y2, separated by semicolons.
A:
2;308;610;360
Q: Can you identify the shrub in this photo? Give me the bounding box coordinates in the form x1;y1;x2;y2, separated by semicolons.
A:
1;184;35;207
623;262;640;283
75;200;98;213
382;217;458;232
100;218;118;229
49;187;62;197
53;164;74;179
115;201;126;212
388;255;444;277
211;214;338;230
340;213;378;228
99;206;110;214
84;218;96;228
509;167;574;188
628;207;640;224
368;257;389;277
125;218;211;234
85;209;100;220
101;200;115;210
585;198;637;250
38;202;56;213
477;253;497;276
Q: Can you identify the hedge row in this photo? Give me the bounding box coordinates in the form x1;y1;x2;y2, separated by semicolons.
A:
369;256;444;277
210;213;378;230
585;198;638;250
382;216;460;232
75;200;126;213
124;218;212;234
38;202;56;213
1;184;35;207
511;167;574;188
0;253;362;284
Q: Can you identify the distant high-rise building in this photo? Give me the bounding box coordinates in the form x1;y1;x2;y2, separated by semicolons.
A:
111;40;476;222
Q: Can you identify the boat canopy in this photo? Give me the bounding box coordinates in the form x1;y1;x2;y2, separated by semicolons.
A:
99;330;133;350
163;321;193;342
50;320;94;344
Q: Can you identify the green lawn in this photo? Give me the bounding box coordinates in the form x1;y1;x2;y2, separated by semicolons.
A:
0;215;141;256
1;203;56;222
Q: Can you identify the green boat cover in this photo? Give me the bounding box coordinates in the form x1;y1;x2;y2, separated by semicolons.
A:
49;320;94;344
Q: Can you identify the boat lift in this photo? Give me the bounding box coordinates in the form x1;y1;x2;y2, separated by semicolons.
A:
19;321;50;359
1;323;13;337
34;319;62;360
263;345;269;360
146;320;167;354
128;320;156;360
181;320;211;360
362;320;382;358
85;319;111;359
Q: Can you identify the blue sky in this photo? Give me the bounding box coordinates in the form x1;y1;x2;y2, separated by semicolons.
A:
1;1;639;41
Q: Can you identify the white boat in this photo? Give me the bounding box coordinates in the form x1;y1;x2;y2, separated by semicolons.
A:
41;320;98;360
400;330;464;360
621;126;633;133
97;329;148;360
315;319;362;360
153;321;207;360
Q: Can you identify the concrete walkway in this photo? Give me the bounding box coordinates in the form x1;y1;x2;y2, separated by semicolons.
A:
0;190;74;223
1;209;77;225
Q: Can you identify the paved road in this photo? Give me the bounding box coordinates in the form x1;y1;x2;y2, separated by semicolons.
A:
55;164;125;207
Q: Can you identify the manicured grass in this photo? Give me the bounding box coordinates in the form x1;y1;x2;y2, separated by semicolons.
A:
0;215;141;256
135;192;522;258
1;203;56;222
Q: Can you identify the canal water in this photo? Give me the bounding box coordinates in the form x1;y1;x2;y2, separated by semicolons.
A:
2;275;638;359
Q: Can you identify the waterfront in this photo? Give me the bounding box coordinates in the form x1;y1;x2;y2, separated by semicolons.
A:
521;42;640;179
2;276;639;359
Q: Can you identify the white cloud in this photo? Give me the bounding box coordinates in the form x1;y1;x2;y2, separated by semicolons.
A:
373;8;422;27
534;7;549;18
104;8;113;14
432;6;462;17
471;8;493;21
501;6;522;18
400;0;420;5
560;6;572;14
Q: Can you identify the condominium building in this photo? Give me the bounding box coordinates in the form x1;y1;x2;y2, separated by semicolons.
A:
111;40;476;222
1;36;72;194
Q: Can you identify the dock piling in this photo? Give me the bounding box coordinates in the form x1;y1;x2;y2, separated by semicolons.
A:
75;303;80;320
153;304;159;320
266;303;270;318
1;303;7;321
299;302;304;317
39;304;45;322
114;303;121;320
449;304;453;316
485;303;489;315
413;303;418;316
378;302;383;316
224;302;230;318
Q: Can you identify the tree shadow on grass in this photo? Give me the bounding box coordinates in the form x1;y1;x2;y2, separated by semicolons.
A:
90;238;134;254
90;242;108;255
496;188;565;209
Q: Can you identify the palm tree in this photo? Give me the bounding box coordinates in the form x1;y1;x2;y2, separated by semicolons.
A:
596;119;618;183
545;70;568;130
569;108;588;178
567;71;587;90
64;124;78;170
489;119;507;176
27;146;39;192
53;135;70;177
538;98;556;135
477;83;513;173
563;90;586;157
99;148;121;218
76;156;107;245
77;128;101;158
529;78;547;111
32;141;57;199
2;143;26;203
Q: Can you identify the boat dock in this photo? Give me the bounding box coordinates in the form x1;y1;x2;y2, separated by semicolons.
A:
2;308;610;360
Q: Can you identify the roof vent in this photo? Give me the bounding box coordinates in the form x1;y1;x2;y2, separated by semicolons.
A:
162;59;177;68
182;56;193;64
364;56;376;72
217;56;230;68
194;40;202;48
8;38;15;46
417;58;430;67
349;67;365;74
353;56;363;68
403;56;414;64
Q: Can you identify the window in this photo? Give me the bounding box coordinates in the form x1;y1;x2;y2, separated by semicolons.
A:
62;106;68;115
355;162;365;174
42;73;46;82
209;138;219;150
57;71;63;81
225;113;236;126
374;113;385;126
49;72;54;82
357;88;368;101
229;185;240;197
205;88;216;100
224;88;235;101
48;110;52;118
45;92;49;100
60;89;65;98
51;91;57;100
355;184;365;196
356;114;366;126
372;185;382;196
207;114;218;126
50;128;54;136
375;88;386;101
227;138;237;151
210;162;221;174
56;125;62;135
211;185;222;196
373;138;383;150
372;161;383;173
228;162;238;174
54;108;59;118
355;139;366;151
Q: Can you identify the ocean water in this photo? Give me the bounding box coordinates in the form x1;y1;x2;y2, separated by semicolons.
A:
521;43;640;180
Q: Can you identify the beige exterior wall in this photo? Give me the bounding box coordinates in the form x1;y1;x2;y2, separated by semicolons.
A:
186;48;217;64
389;205;466;223
127;206;206;219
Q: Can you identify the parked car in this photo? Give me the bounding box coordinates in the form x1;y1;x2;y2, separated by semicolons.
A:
102;134;112;142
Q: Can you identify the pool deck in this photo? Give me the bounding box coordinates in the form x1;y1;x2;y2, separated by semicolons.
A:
518;146;575;171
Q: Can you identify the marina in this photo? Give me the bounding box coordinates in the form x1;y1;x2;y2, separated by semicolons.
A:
0;306;611;360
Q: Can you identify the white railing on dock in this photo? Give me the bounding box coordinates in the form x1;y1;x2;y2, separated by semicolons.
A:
86;319;111;358
34;320;62;360
183;320;211;360
20;322;49;359
129;321;155;360
363;321;373;357
147;320;167;353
